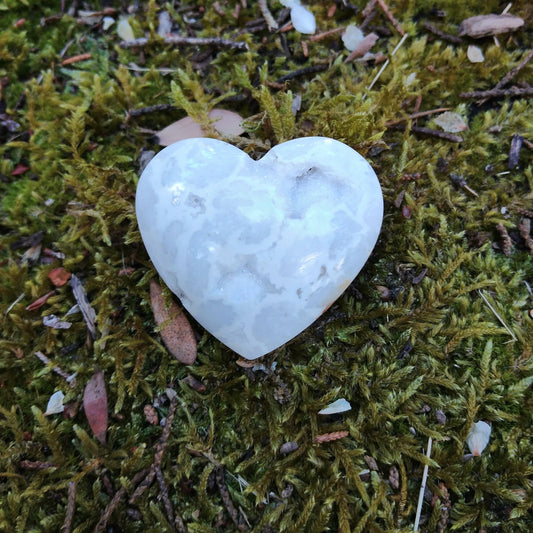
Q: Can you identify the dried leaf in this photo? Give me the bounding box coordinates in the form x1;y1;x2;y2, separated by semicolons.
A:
83;370;108;445
70;274;97;339
26;290;55;311
344;32;379;61
150;280;197;364
21;243;41;264
156;109;244;146
467;45;484;63
458;14;524;38
78;10;103;26
43;314;72;329
434;111;468;133
11;163;30;176
48;267;71;287
44;390;65;415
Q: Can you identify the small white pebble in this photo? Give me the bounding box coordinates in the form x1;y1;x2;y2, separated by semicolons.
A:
44;391;65;415
318;398;351;415
287;2;316;34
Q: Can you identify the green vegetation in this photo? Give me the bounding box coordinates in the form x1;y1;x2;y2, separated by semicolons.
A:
1;1;532;531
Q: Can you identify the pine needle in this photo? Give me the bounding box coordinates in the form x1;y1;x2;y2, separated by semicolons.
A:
414;437;432;532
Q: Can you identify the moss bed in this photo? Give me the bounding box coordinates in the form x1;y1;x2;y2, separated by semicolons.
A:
1;1;533;531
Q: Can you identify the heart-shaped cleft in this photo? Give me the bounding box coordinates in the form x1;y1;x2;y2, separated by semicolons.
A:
136;137;383;359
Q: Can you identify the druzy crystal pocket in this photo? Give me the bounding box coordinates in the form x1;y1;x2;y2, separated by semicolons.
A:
136;137;383;359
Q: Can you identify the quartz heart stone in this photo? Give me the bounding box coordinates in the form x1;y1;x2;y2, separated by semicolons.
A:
136;137;383;359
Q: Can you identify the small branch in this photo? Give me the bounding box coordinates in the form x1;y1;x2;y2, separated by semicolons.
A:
309;27;345;42
385;107;451;126
375;0;405;36
94;469;149;533
215;467;249;532
314;430;349;443
129;395;179;504
460;87;533;100
258;0;278;30
119;35;248;51
413;437;432;532
276;63;329;84
518;218;533;253
128;103;177;118
495;222;513;257
489;47;533;92
155;466;175;529
62;482;76;533
389;124;463;142
449;173;479;197
422;21;463;44
61;53;92;66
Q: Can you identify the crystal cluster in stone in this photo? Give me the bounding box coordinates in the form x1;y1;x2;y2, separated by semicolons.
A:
136;137;383;359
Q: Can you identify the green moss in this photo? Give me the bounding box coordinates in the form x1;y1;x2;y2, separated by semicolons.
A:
1;0;533;531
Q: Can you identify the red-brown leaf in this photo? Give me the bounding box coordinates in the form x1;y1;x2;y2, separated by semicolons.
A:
26;290;55;311
11;163;29;175
48;267;71;287
150;280;197;365
83;370;108;445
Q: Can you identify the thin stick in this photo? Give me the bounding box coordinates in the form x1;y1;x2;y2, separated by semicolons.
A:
460;87;533;100
34;351;77;387
258;0;278;30
276;64;329;84
119;35;248;51
385;107;451;126
388;124;463;143
478;290;517;341
62;481;76;533
375;0;405;36
61;53;92;66
309;27;344;42
422;21;463;44
413;437;432;532
368;33;408;90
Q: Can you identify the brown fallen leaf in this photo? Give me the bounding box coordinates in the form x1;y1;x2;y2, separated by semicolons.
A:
344;32;379;62
181;374;206;392
155;109;245;146
26;290;55;311
313;430;349;443
48;267;71;287
83;370;108;445
150;280;197;364
458;14;524;38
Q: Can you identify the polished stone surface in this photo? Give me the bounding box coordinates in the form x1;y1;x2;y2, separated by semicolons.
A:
136;137;383;359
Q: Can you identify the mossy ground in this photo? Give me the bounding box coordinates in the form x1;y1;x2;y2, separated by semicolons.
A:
1;1;533;532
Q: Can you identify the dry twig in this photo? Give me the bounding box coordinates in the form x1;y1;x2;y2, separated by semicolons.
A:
389;124;463;143
258;0;278;30
385;107;451;126
422;21;462;44
375;0;405;35
276;64;328;84
119;35;248;51
314;430;349;443
128;104;177;118
62;482;76;533
496;222;512;257
34;351;76;387
215;467;249;532
460;87;533;100
61;53;92;66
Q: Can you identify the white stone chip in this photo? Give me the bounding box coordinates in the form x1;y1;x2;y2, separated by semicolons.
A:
466;420;492;456
44;390;65;415
318;398;352;415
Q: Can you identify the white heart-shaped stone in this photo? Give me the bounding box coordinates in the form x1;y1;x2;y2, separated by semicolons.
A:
136;137;383;359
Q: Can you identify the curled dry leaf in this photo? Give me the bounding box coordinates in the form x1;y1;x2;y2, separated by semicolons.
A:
156;109;244;146
150;280;197;364
83;370;108;445
344;32;379;62
48;267;71;287
43;314;72;329
26;290;55;311
458;14;524;38
70;274;97;339
434;111;468;133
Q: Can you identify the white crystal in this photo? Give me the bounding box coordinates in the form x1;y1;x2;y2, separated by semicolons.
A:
44;390;65;415
136;137;383;359
342;25;364;51
280;0;316;34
